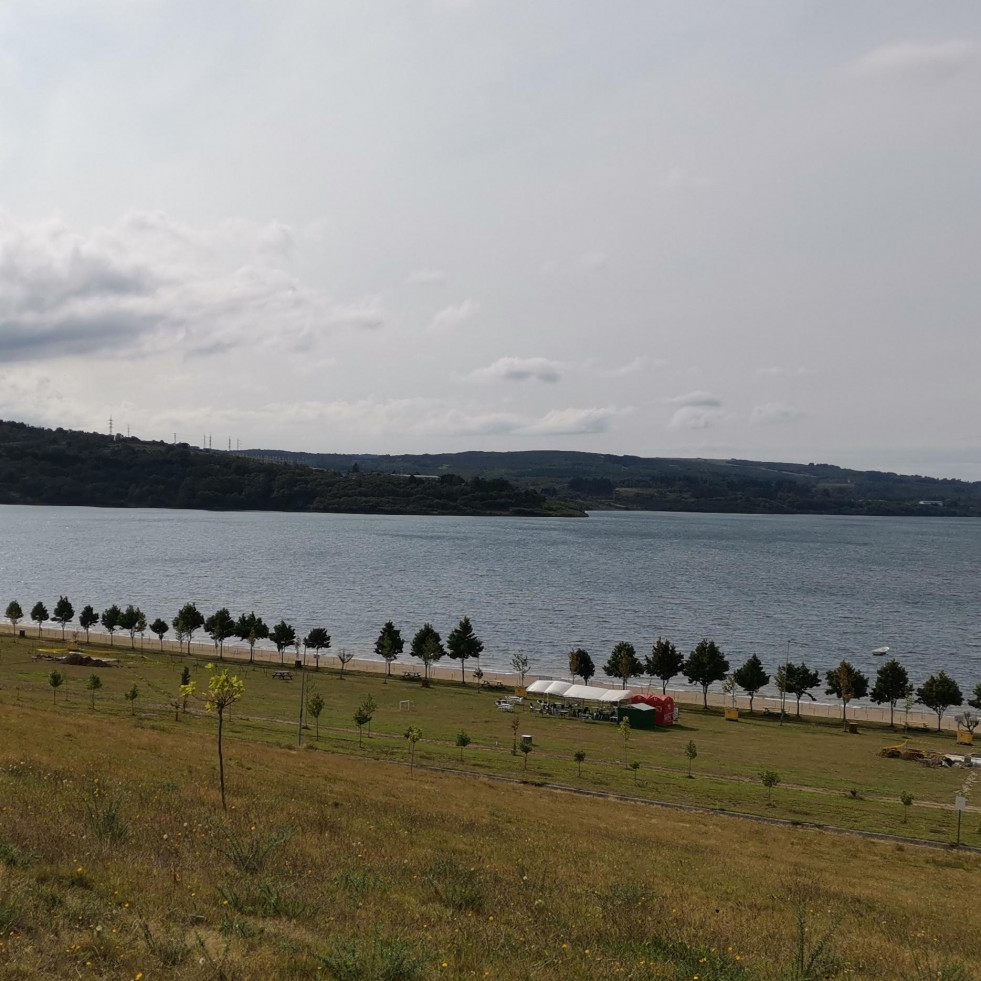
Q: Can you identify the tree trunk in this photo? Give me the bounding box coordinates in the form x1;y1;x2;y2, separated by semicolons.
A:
218;709;227;810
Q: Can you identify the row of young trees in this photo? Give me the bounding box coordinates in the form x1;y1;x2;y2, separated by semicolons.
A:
3;596;492;685
567;636;980;731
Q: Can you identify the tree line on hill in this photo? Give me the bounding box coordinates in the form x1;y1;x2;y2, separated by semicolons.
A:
0;420;582;517
567;637;980;732
238;447;981;517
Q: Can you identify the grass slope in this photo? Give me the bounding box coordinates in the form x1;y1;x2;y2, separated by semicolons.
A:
1;632;979;980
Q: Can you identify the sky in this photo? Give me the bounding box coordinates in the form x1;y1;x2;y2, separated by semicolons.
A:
0;1;979;478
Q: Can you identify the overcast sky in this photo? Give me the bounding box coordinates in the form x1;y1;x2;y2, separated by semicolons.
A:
1;1;979;477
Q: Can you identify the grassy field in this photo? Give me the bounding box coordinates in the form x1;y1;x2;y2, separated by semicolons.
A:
0;631;979;980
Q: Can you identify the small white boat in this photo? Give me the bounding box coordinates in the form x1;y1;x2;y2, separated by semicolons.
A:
872;646;890;656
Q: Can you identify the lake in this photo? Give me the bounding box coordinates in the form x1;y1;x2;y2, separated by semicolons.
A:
1;505;978;696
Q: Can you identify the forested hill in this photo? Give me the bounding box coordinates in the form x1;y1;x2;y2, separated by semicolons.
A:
0;421;583;517
238;448;981;517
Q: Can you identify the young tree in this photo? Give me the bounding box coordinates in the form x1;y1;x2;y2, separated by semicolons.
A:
304;627;331;669
374;621;404;677
124;683;139;715
173;603;205;655
574;749;586;777
646;637;684;694
135;610;147;649
520;741;533;770
447;615;484;685
785;663;821;718
307;692;325;739
760;770;781;804
48;669;64;704
353;694;376;746
205;608;236;659
180;680;196;715
118;605;143;649
269;620;297;665
410;623;444;682
150;617;169;650
604;642;642;689
181;665;191;687
31;601;50;638
825;661;869;730
455;729;472;762
684;739;697;778
337;649;354;677
86;673;102;710
568;648;595;684
404;725;422;772
734;654;769;712
5;600;23;635
683;640;730;709
234;611;268;663
205;666;245;810
916;671;963;732
870;658;911;728
899;791;913;824
52;596;74;639
101;604;122;646
79;605;98;642
969;683;981;711
629;761;641;785
510;652;530;686
618;717;631;767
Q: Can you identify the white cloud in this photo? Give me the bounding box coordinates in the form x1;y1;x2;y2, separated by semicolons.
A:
0;211;378;363
405;267;447;285
666;390;722;408
601;356;663;377
471;356;562;383
521;406;619;436
668;406;724;431
849;38;980;80
429;298;478;332
750;402;804;426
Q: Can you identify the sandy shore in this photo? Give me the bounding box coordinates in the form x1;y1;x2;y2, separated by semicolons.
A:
11;623;963;733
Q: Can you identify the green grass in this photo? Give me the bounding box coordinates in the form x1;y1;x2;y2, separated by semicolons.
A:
0;631;979;979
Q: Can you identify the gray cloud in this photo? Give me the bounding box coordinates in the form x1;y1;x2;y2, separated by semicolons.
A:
471;356;562;383
750;403;804;426
0;212;371;362
668;406;725;431
666;390;722;408
429;298;478;332
849;38;980;80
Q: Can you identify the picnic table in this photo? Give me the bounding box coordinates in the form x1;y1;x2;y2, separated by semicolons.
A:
272;671;293;681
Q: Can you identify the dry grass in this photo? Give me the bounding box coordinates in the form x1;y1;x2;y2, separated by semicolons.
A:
0;632;979;979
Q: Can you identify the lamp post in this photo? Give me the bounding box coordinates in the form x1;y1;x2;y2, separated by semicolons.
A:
296;640;307;746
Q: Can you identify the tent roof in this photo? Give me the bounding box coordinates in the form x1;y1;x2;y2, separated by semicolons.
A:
598;688;633;703
524;679;552;694
563;684;599;700
544;681;572;696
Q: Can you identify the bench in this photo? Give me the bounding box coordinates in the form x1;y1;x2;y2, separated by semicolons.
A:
272;671;293;681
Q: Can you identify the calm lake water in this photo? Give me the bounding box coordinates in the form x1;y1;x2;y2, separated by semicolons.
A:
1;505;979;695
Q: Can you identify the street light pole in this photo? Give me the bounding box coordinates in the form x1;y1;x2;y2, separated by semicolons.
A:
297;640;307;746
